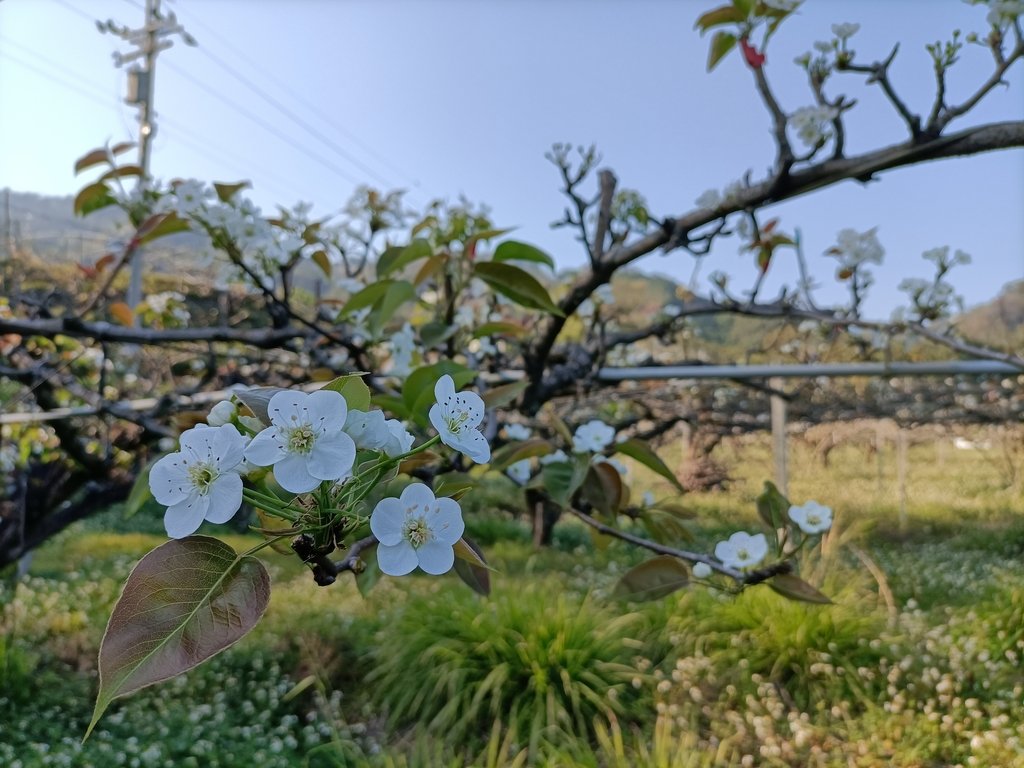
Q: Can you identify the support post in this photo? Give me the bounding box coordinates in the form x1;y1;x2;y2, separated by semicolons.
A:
770;377;788;497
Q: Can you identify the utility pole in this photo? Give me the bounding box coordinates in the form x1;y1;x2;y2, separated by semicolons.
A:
99;2;195;318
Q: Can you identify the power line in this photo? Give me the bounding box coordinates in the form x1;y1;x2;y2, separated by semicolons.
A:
0;48;121;115
168;3;424;195
162;59;368;188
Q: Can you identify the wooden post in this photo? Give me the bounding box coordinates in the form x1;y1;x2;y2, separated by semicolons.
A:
770;377;788;497
897;428;908;530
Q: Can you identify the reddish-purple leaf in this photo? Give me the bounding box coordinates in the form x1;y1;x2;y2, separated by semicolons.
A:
86;536;271;739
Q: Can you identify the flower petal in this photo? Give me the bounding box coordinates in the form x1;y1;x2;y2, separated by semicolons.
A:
370;498;406;546
149;452;191;506
306;389;348;435
400;482;436;512
429;497;465;545
428;403;448;440
266;389;311;429
434;374;456;409
415;540;455;575
244;428;287;467
211;424;248;470
306;431;356;481
378;541;418;576
455;430;491;464
178;425;216;456
164;493;210;539
454;391;485;429
203;472;243;524
273;454;321;493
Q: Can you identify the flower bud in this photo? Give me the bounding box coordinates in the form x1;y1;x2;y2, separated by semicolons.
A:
207;400;237;427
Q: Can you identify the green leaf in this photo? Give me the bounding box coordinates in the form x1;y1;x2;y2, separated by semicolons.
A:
614;439;683;492
213;181;251;202
481;380;529;409
756;480;790;531
490;438;553;473
376;238;433;277
98;164;144;182
86;537;271;740
73;182;116;217
473;261;564;316
492;240;555;270
372;394;408;420
707;31;738;71
538;454;589;507
401;362;476;428
473;321;528;339
322;372;372;412
614;555;689;602
311;250;332;277
453;537;490;596
435;474;474;501
418;321;457;348
137;212;190;244
355;543;382;597
639;508;694;545
369;280;416;339
768;573;833;604
695;4;746;32
123;459;159;519
339;281;394;316
582;462;623;516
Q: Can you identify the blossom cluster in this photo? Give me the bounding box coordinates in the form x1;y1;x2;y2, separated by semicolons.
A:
149;375;490;577
788;105;839;148
704;501;833;573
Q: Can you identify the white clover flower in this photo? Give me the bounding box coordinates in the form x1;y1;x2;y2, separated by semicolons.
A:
343;409;391;451
383;419;415;458
831;22;860;40
713;531;769;570
540;449;569;465
504;423;531;441
506;459;532;485
206;400;237;427
244;390;356;493
370;482;465;575
572;420;616;453
428;374;490;464
150;424;248;539
788;501;833;534
695;189;722;209
692;562;713;579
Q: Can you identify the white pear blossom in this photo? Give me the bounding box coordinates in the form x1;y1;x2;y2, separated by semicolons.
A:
383;419;415;458
344;409;391;451
150;424;248;539
987;0;1024;27
831;22;860;40
695;189;722;209
370;483;465;576
244;389;356;493
692;562;713;579
206;400;237;427
833;228;884;266
504;423;531;441
540;449;569;465
714;531;769;570
387;323;416;377
789;105;838;147
788;501;833;534
506;459;532;485
572;420;615;453
428;375;490;464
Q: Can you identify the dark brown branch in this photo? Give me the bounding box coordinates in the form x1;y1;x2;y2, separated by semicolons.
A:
0;317;307;347
593;170;617;263
932;36;1024;132
841;45;922;138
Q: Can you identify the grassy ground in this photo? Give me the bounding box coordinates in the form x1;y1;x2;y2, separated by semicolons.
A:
1;437;1023;767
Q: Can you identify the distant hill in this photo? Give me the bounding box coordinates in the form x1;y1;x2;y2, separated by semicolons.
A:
958;280;1024;352
3;189;210;271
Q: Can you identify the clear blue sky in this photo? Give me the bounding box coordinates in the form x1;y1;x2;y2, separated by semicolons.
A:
1;0;1022;317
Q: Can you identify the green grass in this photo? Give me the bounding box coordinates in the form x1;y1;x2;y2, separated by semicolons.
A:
3;432;1024;766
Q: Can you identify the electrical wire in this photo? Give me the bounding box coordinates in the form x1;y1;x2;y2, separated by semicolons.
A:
169;3;425;194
